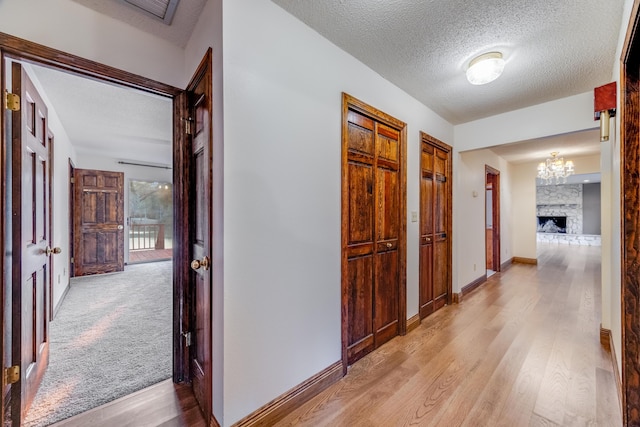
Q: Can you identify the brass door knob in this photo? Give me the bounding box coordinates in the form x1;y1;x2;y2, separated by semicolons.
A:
386;242;392;248
191;256;210;271
45;246;62;256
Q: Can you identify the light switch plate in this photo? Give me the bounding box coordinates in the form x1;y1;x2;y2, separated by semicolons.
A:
411;211;418;222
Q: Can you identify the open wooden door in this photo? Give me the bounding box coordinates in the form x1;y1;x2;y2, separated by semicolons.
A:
174;49;213;422
485;166;501;272
9;62;56;425
72;168;124;276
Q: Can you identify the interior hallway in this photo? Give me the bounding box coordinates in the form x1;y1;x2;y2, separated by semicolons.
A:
44;243;618;426
277;243;620;426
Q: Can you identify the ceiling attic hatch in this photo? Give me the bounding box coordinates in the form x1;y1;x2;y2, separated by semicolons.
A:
123;0;179;25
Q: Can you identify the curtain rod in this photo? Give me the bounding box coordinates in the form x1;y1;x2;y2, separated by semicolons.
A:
117;161;171;170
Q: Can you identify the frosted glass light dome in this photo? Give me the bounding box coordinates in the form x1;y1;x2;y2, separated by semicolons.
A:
466;52;505;85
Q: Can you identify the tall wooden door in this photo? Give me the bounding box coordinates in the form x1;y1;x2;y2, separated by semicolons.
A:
342;94;406;367
175;49;212;421
10;62;54;425
419;132;451;320
485;166;501;272
72;168;124;276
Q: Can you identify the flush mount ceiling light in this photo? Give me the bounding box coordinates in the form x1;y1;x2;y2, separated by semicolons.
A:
466;52;505;85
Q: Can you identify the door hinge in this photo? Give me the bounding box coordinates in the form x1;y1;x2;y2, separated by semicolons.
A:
183;331;192;347
4;91;20;112
3;365;19;386
70;257;75;263
182;117;193;135
70;177;75;184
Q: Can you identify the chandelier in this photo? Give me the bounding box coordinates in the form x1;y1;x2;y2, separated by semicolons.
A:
537;152;575;185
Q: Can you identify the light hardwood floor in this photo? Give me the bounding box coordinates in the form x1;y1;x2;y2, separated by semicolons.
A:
49;380;206;427
48;243;620;426
276;243;621;426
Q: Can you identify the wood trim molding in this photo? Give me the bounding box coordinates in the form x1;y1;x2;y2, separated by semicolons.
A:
461;274;487;296
512;257;537;265
453;293;462;304
233;361;343;427
406;314;421;333
501;257;513;271
601;326;623;415
0;32;180;97
211;414;221;427
600;325;612;348
611;331;623;416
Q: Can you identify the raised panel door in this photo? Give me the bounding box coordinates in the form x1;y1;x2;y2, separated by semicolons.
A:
419;134;451;320
344;105;403;365
73;169;124;276
11;62;51;425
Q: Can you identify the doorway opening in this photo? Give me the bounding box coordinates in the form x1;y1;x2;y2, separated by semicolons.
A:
11;60;174;426
1;33;212;426
485;165;500;276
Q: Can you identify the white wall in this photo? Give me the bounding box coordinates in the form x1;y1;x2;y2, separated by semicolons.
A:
455;92;597;151
22;63;78;312
0;0;184;88
456;149;512;288
199;0;453;424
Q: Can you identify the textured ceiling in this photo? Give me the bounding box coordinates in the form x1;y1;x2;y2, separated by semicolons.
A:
273;0;625;125
72;0;206;47
30;63;173;165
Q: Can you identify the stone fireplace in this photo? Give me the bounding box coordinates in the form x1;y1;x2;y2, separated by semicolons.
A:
536;183;600;246
536;184;582;234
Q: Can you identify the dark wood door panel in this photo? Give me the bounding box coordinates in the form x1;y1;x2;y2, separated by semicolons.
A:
374;251;398;339
11;62;51;425
347;162;374;245
419;133;452;322
419;244;434;318
347;256;374;347
434;240;448;299
376;167;399;242
73;169;124;276
421;173;433;237
347;122;375;156
185;49;213;421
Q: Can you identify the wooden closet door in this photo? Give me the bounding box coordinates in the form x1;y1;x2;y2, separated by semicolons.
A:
345;110;376;363
419;133;451;320
419;145;435;318
433;147;449;308
344;101;405;366
374;124;400;348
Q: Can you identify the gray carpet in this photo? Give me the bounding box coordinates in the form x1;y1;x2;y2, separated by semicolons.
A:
23;261;172;427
